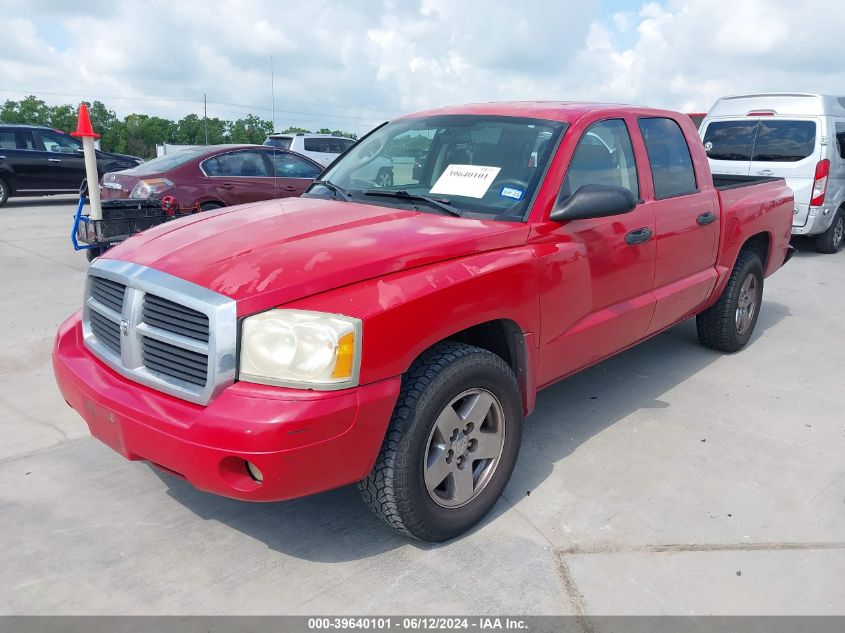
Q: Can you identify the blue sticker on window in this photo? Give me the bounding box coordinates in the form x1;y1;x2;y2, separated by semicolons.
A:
500;186;524;200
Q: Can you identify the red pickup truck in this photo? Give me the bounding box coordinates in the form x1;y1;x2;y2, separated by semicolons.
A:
53;102;794;542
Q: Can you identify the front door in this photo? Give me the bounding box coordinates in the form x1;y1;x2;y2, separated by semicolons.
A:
35;129;87;191
536;117;657;385
268;150;322;198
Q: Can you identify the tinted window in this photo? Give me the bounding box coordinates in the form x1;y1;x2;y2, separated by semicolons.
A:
3;130;37;150
639;117;697;198
271;153;321;179
703;121;757;161
264;137;292;150
752;120;816;162
40;130;81;153
203;150;270;177
558;119;639;202
837;123;845;160
303;138;354;153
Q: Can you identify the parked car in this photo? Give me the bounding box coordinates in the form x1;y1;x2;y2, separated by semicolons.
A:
0;124;142;207
686;112;707;129
54;102;793;542
700;93;845;253
100;144;323;211
263;132;355;167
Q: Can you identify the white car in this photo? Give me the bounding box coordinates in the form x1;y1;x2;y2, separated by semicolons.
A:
700;93;845;253
263;133;355;168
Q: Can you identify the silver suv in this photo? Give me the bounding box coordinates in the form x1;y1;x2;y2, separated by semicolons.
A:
263;133;354;167
700;93;845;253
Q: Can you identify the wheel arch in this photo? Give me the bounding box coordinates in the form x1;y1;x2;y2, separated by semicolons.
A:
412;318;536;415
738;231;771;270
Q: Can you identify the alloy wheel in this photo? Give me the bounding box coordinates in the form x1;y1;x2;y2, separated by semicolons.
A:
423;388;506;508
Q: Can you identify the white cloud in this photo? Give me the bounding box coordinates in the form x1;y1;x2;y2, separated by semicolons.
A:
1;0;844;133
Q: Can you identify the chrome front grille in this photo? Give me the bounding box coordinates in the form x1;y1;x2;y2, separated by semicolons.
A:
90;277;126;313
81;259;237;405
142;294;210;342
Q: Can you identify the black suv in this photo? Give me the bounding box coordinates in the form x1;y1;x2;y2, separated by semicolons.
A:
0;124;143;207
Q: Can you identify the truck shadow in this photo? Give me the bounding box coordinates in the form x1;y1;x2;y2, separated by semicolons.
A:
152;301;790;562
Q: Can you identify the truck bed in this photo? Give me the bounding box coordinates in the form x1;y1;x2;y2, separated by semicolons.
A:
712;174;784;191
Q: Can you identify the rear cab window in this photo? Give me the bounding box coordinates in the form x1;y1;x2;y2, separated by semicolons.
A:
638;117;698;198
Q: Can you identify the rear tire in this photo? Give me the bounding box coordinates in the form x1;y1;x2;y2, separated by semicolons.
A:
696;250;764;353
0;177;9;207
200;202;223;212
358;342;523;542
813;208;844;254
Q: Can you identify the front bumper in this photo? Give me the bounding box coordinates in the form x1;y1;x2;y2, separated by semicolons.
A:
53;313;400;502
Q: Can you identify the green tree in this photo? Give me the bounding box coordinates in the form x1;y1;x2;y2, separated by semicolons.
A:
49;104;77;133
229;114;273;144
0;96;51;125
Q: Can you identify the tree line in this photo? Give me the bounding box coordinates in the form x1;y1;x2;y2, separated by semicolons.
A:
0;96;358;159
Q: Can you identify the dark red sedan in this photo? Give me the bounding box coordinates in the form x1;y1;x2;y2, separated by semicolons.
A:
99;144;323;211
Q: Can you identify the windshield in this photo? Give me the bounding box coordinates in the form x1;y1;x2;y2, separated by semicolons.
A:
128;147;208;174
307;115;566;220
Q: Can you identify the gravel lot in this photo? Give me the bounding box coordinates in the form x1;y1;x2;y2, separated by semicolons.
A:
1;196;843;615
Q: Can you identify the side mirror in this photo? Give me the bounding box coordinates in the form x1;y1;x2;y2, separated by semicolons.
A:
550;184;637;222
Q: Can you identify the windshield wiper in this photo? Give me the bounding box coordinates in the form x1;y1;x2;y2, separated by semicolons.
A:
363;190;461;217
310;179;352;201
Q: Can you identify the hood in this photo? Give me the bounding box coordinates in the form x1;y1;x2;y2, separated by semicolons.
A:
99;150;143;164
104;197;529;315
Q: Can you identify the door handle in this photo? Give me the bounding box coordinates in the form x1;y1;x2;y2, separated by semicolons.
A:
0;155;6;160
625;227;653;245
697;211;717;225
218;183;234;190
756;169;774;176
281;186;297;192
48;158;62;162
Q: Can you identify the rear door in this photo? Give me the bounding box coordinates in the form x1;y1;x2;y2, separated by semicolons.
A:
0;129;50;190
35;129;87;190
267;150;322;197
747;118;821;229
200;149;275;205
639;116;720;335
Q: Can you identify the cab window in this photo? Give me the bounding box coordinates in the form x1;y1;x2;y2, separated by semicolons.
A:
638;117;697;199
558;118;639;203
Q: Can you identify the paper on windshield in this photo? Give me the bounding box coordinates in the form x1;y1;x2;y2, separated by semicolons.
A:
430;164;501;199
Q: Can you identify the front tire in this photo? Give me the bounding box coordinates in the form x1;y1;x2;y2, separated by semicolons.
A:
696;250;764;353
358;342;523;542
0;177;9;207
814;208;844;254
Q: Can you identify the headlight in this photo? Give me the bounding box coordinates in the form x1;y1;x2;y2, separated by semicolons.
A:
130;178;172;198
239;309;361;390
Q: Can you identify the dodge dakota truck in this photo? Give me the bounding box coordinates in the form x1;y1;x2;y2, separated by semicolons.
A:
53;102;794;542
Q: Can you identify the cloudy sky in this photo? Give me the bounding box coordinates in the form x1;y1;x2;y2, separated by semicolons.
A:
2;0;844;134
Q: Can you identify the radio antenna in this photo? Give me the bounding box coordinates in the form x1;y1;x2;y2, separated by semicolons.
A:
271;55;278;199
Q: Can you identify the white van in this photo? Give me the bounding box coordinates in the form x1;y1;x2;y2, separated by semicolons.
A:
700;93;845;253
263;133;355;168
